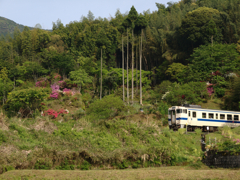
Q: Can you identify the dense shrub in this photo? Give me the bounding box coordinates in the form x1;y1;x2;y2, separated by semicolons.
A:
87;95;126;120
165;82;208;105
3;87;51;117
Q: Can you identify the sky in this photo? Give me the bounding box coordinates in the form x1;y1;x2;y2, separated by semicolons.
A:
0;0;179;30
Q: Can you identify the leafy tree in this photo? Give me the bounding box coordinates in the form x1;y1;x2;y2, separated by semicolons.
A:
165;82;208;105
187;43;240;81
69;69;92;92
3;87;51;117
0;67;13;104
178;7;223;53
165;63;187;82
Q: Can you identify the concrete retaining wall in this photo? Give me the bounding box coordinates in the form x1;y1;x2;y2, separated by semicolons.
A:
203;150;240;168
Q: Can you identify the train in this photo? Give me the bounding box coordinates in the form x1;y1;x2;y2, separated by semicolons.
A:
168;104;240;131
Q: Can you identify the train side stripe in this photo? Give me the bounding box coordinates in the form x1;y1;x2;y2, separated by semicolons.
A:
176;118;188;120
197;118;240;123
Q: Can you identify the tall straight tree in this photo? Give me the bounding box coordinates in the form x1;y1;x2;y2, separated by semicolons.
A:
122;34;125;102
135;14;147;105
128;6;138;104
122;17;131;104
100;48;102;99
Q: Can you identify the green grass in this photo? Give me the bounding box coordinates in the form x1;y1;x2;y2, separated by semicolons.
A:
198;98;223;110
1;167;240;180
0;112;204;173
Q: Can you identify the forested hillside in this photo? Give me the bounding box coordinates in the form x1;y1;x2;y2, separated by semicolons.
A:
1;0;240;111
0;16;34;37
1;0;240;172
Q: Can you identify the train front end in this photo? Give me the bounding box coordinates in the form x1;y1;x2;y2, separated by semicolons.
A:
168;106;188;130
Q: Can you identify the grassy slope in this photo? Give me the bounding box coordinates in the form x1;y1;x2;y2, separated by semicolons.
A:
0;95;203;173
1;96;234;174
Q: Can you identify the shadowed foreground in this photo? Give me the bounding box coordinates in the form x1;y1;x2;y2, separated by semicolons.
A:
1;167;240;180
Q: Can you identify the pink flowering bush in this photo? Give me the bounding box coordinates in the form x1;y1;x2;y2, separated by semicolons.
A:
207;86;214;96
44;108;69;119
233;139;240;144
63;88;73;96
51;84;60;91
50;91;59;99
54;73;61;80
36;80;49;88
49;84;60;99
58;81;67;89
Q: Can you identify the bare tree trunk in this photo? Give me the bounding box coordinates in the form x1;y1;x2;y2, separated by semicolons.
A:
140;29;143;105
132;29;134;104
136;37;139;94
100;48;102;100
127;28;129;104
122;34;125;102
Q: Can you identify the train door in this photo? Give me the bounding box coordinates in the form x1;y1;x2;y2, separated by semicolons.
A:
171;110;176;125
188;110;191;125
191;111;197;126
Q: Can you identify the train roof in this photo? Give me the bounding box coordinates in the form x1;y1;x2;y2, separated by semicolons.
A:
169;105;240;114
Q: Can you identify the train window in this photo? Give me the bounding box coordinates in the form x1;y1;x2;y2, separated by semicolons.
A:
168;111;171;115
183;109;187;114
188;111;190;117
193;112;196;118
202;113;206;118
172;111;175;115
220;114;225;119
209;113;214;119
227;114;232;120
234;115;239;121
177;109;182;113
216;113;218;119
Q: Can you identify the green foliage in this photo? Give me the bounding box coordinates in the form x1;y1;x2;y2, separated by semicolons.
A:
9;124;28;139
87;95;126;120
55;159;74;170
34;159;52;170
165;63;187;82
69;69;92;91
224;77;240;110
0;130;7;145
179;7;223;51
4;87;51;117
187;43;239;81
80;160;91;170
164;82;208;105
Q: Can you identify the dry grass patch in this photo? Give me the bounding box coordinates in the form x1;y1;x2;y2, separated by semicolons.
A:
1;167;240;180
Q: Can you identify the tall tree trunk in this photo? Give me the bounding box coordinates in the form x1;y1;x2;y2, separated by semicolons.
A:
140;29;143;105
100;48;102;100
122;34;125;102
132;29;134;104
127;28;129;104
136;37;139;94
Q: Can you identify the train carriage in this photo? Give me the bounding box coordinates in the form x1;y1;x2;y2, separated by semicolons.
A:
168;104;240;131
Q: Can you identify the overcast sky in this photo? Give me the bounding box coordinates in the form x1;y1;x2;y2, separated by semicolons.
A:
0;0;179;30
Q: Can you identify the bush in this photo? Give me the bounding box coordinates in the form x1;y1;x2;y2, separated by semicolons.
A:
80;160;91;170
3;87;51;117
34;159;52;170
87;95;126;120
55;159;74;170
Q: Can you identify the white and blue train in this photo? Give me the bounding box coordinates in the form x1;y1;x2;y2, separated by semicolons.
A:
168;104;240;131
